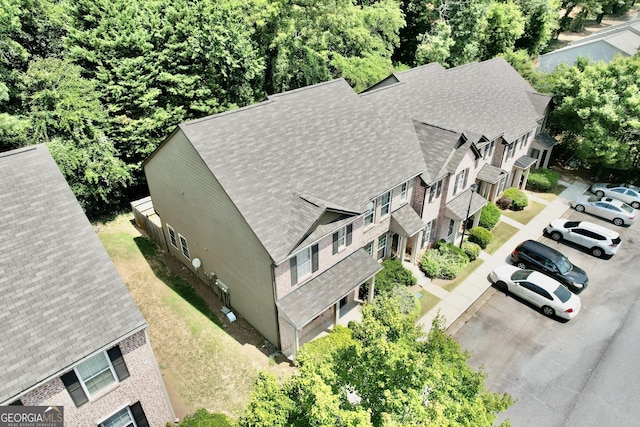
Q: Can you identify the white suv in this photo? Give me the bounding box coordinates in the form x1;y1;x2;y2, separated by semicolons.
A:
545;219;621;257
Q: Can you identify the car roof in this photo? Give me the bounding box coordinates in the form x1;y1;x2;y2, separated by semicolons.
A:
517;239;564;260
574;220;620;238
516;269;564;292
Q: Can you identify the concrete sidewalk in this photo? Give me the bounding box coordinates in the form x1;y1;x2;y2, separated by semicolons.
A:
409;180;590;334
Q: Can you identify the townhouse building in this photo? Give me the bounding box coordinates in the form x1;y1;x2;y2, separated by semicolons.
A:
142;58;557;356
0;145;174;426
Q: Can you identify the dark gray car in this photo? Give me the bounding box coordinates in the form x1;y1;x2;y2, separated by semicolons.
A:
510;239;589;294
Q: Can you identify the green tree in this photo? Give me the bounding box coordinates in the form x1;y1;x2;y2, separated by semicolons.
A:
514;0;560;55
415;21;455;66
480;1;525;60
442;0;490;66
394;0;439;65
548;55;640;173
20;58;131;217
266;0;404;93
240;288;513;426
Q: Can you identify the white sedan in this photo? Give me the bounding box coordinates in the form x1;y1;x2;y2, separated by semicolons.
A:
489;264;581;320
570;195;637;226
590;183;640;209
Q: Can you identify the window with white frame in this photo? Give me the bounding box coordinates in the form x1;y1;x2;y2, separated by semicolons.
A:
429;180;442;203
453;169;468;194
75;352;115;395
377;234;387;260
61;346;130;407
100;407;134;427
400;182;408;200
422;220;435;248
166;224;177;248
364;201;375;227
380;192;391;217
364;241;373;256
178;234;190;259
99;402;148;427
333;224;352;254
290;244;318;285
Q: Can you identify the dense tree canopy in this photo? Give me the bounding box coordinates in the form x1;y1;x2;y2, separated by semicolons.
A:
1;0;637;216
547;55;640;175
239;288;513;426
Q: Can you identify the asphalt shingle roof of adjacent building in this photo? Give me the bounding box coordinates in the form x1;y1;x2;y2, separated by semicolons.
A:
0;145;146;404
361;58;550;144
175;79;427;263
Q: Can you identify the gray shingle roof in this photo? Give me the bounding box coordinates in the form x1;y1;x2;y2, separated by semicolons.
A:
362;58;550;144
477;163;508;184
534;132;558;149
413;121;464;184
390;204;426;237
514;155;538;169
275;248;382;328
0;145;146;403
176;79;427;263
445;189;488;221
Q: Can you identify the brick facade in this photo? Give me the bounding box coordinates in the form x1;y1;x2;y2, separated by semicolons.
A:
19;331;174;427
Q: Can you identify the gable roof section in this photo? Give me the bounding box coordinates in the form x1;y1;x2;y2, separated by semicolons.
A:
175;79;426;263
362;58;549;144
0;145;146;404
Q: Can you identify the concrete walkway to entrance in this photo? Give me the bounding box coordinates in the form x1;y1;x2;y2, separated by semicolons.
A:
407;180;590;334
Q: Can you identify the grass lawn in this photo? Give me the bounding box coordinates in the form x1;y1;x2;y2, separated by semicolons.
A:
97;215;287;419
484;222;519;254
416;290;441;317
528;184;567;202
501;200;545;225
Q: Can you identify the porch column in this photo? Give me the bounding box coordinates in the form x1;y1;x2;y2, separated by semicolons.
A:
399;236;408;262
368;276;376;303
334;301;340;325
412;231;423;264
522;169;531;189
472;212;480;228
293;326;300;360
543;150;551;168
513;169;523;188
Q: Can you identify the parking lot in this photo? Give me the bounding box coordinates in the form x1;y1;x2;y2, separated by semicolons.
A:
452;200;640;426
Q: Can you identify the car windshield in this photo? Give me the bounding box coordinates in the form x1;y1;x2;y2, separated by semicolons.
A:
554;285;572;303
564;221;580;228
588;196;600;202
556;256;572;274
511;269;532;281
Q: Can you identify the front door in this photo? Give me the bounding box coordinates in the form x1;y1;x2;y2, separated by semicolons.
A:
391;233;400;257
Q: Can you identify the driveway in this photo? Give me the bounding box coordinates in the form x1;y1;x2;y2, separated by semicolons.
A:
452;206;640;426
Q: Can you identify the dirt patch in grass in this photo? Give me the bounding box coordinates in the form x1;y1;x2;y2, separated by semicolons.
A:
96;215;295;420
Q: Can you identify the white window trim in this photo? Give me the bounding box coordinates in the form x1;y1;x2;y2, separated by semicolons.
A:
167;224;178;249
364;200;376;227
99;405;137;427
377;234;387;260
296;246;312;281
455;170;465;194
178;233;190;259
364;241;373;256
400;182;408;200
380;191;391;217
337;226;347;252
74;351;117;398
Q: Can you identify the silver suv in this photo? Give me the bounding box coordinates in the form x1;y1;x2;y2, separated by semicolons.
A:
545;219;621;257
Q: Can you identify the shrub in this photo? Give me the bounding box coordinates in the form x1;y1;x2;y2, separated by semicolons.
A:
420;242;469;279
479;203;501;230
361;258;417;298
462;241;481;261
467;226;493;249
526;168;560;192
496;196;512;210
502;187;528;210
